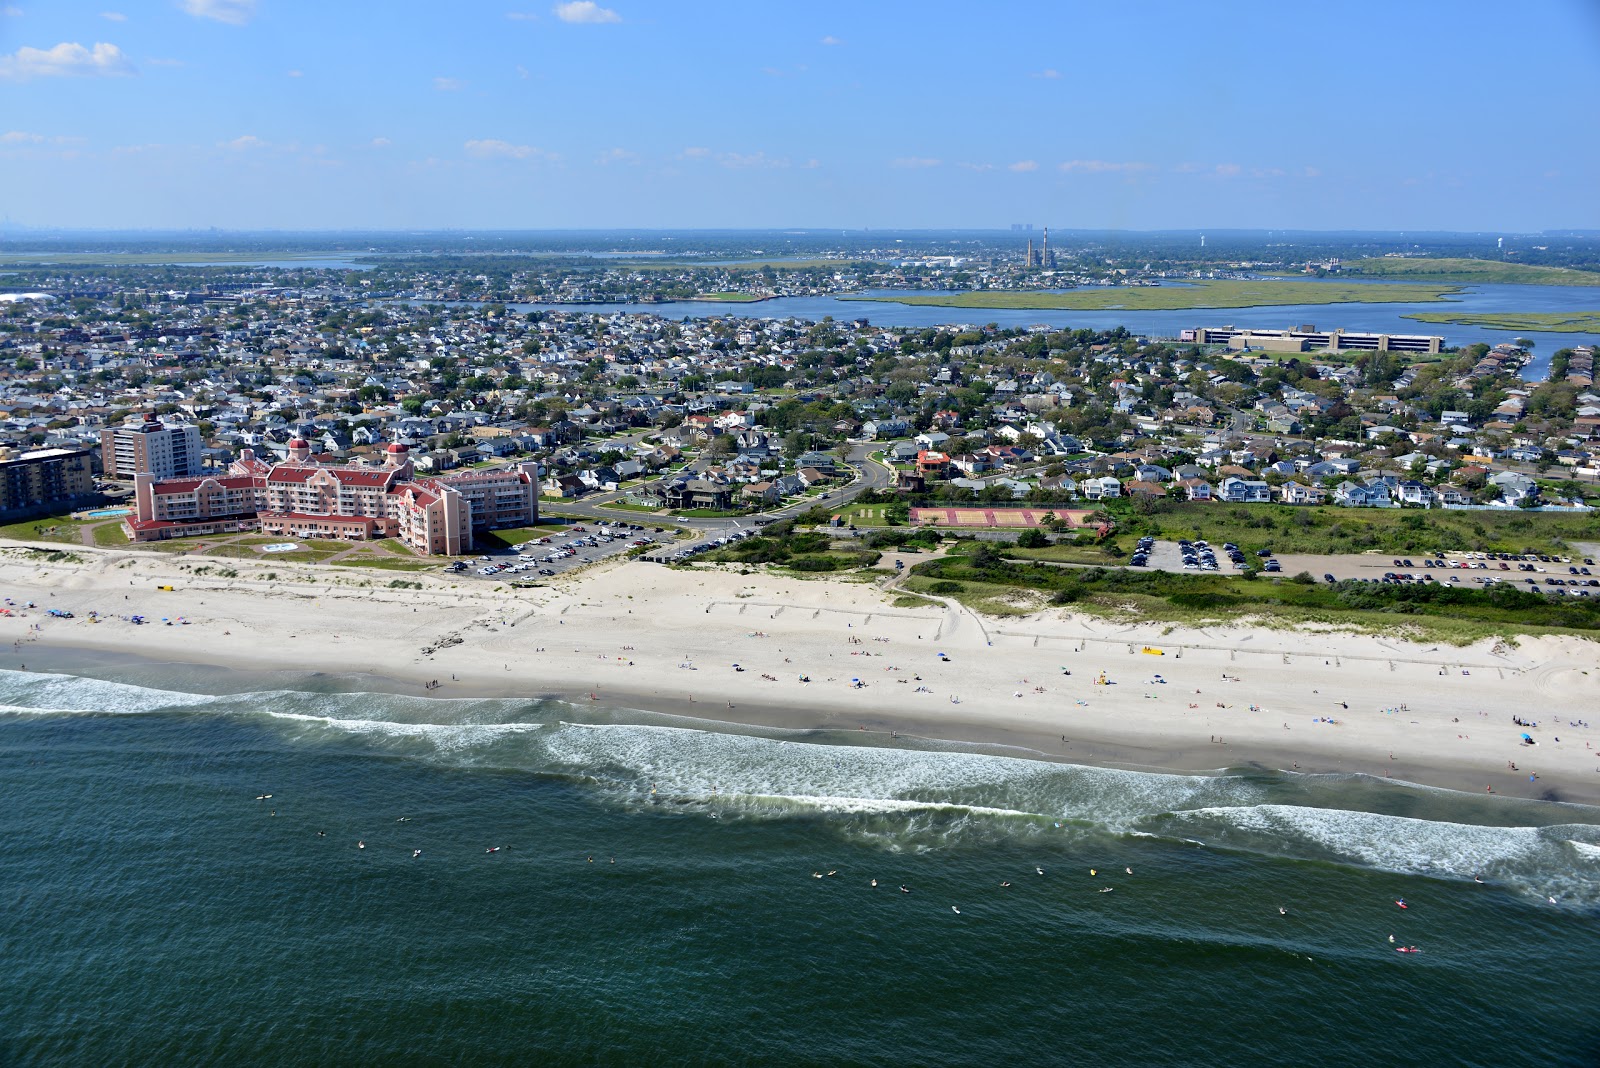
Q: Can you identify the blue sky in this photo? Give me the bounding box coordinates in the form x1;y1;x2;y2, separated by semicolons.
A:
2;0;1598;231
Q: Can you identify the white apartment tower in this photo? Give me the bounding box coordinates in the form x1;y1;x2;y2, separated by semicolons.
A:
100;417;204;480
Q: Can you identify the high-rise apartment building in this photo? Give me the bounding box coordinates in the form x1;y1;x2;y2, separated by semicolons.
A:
100;417;203;480
0;446;98;520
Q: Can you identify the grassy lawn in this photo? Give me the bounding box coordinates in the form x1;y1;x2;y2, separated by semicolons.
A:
836;503;891;524
911;555;1600;641
1404;310;1600;333
686;292;768;302
328;555;439;572
472;525;567;551
600;501;666;514
842;278;1462;312
1336;258;1600;287
248;550;331;564
1007;542;1124;566
0;514;93;544
92;523;131;547
1085;501;1600;557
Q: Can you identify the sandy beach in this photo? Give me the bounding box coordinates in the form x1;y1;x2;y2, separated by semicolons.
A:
4;540;1598;805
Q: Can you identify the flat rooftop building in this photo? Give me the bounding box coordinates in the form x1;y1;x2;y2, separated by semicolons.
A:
1185;327;1443;355
0;446;97;521
101;417;203;480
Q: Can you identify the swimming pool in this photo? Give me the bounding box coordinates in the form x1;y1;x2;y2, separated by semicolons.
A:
83;508;131;519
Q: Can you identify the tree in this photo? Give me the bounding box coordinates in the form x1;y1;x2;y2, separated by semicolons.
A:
1016;528;1049;549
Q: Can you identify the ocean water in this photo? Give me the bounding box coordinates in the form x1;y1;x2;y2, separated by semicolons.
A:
3;662;1599;1066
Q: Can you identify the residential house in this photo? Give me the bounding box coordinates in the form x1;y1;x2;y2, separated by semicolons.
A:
1278;481;1327;506
1080;475;1122;500
1334;480;1392;507
1218;476;1271;503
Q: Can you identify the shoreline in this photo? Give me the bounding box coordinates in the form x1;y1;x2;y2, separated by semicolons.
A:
4;540;1599;806
20;642;1583;815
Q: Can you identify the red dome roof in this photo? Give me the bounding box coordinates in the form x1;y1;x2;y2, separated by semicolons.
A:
386;442;410;453
288;438;309;448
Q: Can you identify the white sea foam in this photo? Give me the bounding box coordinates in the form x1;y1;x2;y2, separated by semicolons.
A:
537;720;1263;827
0;670;221;715
262;710;545;753
8;671;1596;899
1168;804;1600;905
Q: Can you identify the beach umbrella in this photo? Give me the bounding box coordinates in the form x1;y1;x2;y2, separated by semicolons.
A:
1522;733;1533;742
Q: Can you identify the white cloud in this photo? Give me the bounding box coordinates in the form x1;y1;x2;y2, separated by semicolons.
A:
506;10;539;19
957;161;995;172
554;1;620;23
180;0;256;25
369;137;392;148
892;157;941;169
678;146;710;159
100;10;127;20
1302;166;1321;178
719;151;788;169
286;69;302;78
1008;160;1038;172
1;130;44;143
433;76;464;91
221;134;267;150
0;41;134;81
1213;162;1241;177
595;147;639;165
2;5;22;15
1031;68;1060;79
819;35;842;45
465;138;550;160
515;64;530;79
1058;159;1151;174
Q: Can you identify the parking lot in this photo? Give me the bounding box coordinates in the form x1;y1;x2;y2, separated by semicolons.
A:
446;521;671;581
1129;540;1600;598
640;519;776;563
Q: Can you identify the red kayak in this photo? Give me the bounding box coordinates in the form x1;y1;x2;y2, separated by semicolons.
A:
1395;946;1422;954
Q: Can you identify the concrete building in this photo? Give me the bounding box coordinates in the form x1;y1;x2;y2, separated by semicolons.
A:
127;441;472;555
0;446;97;521
438;462;540;531
100;417;203;480
1186;327;1443;355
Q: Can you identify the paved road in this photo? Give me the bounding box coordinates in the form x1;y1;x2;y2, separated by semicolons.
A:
546;444;894;561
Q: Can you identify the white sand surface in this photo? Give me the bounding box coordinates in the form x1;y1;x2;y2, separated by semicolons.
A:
3;542;1598;804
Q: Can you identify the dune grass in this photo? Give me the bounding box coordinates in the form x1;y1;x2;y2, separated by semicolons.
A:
909;552;1600;641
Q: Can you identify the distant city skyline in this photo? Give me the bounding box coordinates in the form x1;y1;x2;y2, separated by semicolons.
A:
2;0;1598;231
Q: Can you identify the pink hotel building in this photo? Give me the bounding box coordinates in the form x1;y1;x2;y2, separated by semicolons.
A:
126;441;539;556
